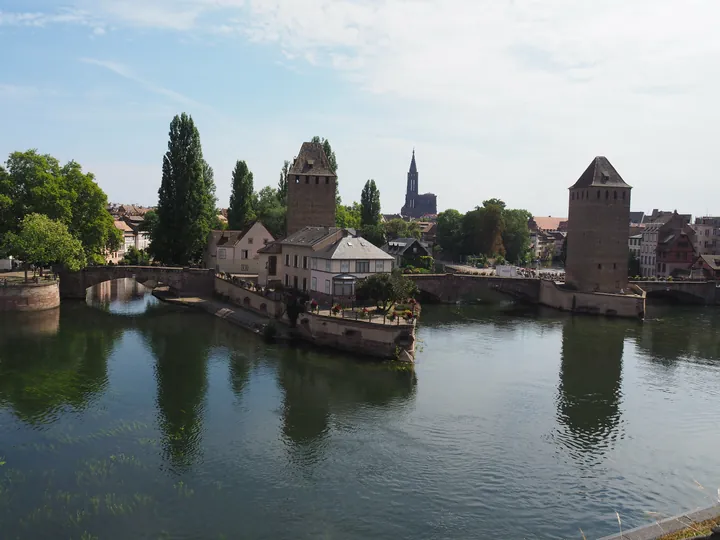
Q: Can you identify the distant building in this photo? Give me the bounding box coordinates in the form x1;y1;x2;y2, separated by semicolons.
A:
629;211;646;225
286;142;337;236
656;213;696;277
691;216;720;256
565;156;631;293
528;216;567;260
107;215;152;263
638;211;692;277
691;253;720;279
401;150;437;219
629;233;642;260
205;221;275;275
417;221;437;248
382;238;432;268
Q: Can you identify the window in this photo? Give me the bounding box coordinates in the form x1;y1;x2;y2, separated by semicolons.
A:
614;191;617;199
294;255;299;268
613;263;617;269
341;261;349;272
218;248;227;260
248;237;254;245
334;281;353;296
325;280;330;294
302;278;307;291
305;177;309;184
303;256;308;269
597;190;600;199
295;175;300;184
597;263;602;269
311;277;317;291
622;191;626;200
241;250;249;259
285;274;289;286
311;258;317;269
375;260;384;272
325;259;331;271
293;275;298;289
315;177;319;184
325;177;329;184
264;238;269;245
605;190;609;200
285;254;290;266
356;260;370;273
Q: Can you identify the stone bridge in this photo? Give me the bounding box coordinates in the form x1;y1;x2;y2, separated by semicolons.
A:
408;274;541;304
633;280;719;305
59;266;215;299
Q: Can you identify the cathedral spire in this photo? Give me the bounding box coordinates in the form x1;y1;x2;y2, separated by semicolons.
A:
409;148;417;174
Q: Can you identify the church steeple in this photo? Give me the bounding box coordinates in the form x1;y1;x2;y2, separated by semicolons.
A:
409;148;417;174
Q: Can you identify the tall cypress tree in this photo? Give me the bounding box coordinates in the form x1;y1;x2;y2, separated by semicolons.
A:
153;113;214;265
228;160;255;230
360;179;381;227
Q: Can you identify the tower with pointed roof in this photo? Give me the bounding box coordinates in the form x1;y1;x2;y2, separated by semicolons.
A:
401;150;437;218
565;156;632;293
286;141;338;235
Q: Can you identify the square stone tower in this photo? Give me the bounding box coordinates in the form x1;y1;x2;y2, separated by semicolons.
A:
565;157;632;293
286;142;337;235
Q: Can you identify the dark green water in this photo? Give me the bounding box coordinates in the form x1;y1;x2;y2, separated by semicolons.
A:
1;279;719;539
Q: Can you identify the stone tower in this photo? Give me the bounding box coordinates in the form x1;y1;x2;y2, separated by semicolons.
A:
565;157;632;293
401;150;437;218
286;142;337;235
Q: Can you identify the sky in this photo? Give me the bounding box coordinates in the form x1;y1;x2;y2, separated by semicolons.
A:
1;0;719;218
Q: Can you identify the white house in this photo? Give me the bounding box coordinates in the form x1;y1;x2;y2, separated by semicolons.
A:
310;235;395;300
205;221;275;275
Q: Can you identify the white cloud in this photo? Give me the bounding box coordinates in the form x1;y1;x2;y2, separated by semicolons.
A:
80;58;208;109
5;0;720;214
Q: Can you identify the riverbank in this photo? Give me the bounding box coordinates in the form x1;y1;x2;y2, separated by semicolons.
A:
599;504;720;540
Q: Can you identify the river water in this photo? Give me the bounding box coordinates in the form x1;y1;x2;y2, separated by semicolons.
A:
0;279;719;539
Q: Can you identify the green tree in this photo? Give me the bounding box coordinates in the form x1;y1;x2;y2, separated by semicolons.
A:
359;223;386;248
384;218;421;240
462;200;506;258
355;269;418;312
254;186;286;239
0;150;120;261
360;179;381;227
62;161;122;263
336;202;362;229
502;209;532;265
4;213;85;279
436;209;463;260
228;160;255;230
153;113;215;265
560;236;567;265
122;247;151;265
278;160;290;206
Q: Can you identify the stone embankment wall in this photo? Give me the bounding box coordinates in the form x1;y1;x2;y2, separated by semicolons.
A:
538;280;645;318
0;281;60;312
599;503;720;540
295;312;415;360
213;277;284;318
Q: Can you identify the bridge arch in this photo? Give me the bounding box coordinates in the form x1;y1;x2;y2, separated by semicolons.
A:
59;266;215;300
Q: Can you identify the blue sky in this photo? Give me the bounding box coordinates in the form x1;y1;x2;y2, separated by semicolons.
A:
2;0;719;218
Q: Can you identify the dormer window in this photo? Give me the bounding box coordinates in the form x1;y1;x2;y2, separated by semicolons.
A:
295;175;300;184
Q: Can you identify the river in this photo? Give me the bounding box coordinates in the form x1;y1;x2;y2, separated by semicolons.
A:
0;278;719;539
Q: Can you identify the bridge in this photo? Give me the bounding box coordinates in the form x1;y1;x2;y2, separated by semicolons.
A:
407;274;541;304
59;266;215;300
632;280;719;305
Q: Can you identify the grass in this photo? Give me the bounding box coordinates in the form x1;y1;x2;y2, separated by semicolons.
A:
656;516;719;539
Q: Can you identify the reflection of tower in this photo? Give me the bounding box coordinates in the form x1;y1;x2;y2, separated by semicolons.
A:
556;317;625;457
148;316;210;471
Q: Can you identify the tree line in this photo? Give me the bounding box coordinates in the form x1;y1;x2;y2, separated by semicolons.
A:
0;151;121;276
436;200;533;265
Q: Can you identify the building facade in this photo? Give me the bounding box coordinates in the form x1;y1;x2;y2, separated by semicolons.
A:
565;157;631;293
205;221;275;275
401;150;437;219
286;142;337;236
692;216;720;256
656;213;697;277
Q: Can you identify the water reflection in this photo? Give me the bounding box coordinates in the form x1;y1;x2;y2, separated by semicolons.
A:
0;307;118;424
140;313;211;472
555;317;626;460
86;278;158;315
276;347;417;466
